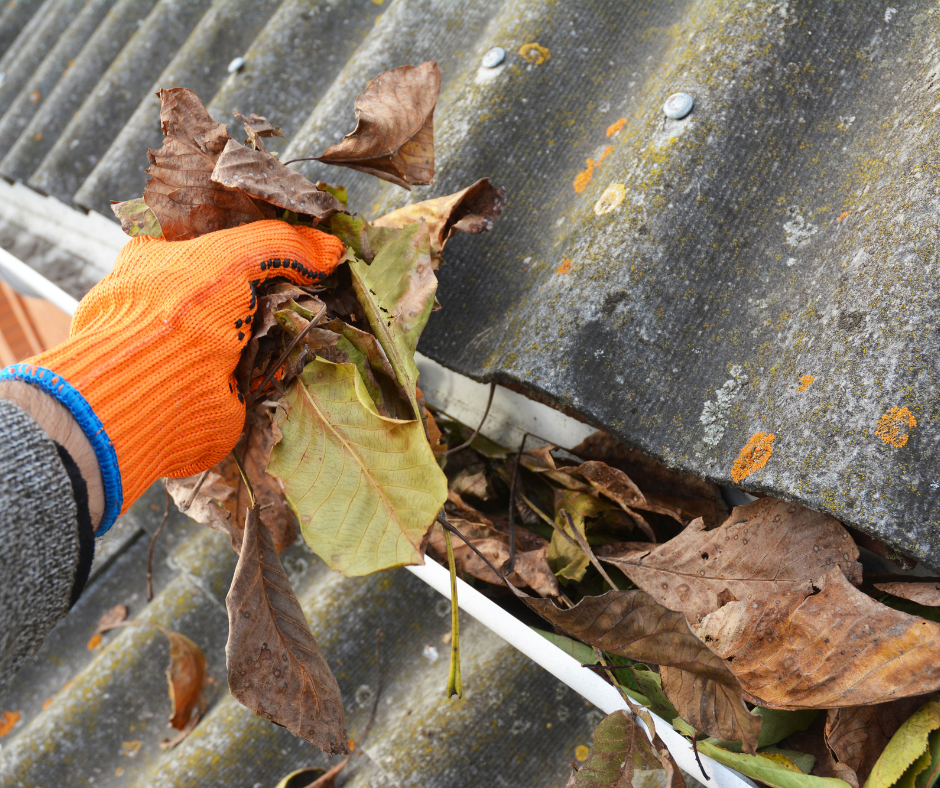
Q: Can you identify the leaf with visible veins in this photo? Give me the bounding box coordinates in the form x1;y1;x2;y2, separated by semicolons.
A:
569;710;665;787
226;504;347;755
697;568;940;710
349;221;436;422
826;698;928;787
525;590;761;752
211;139;345;221
267;358;447;576
603;499;862;625
316;62;441;189
143;88;274;241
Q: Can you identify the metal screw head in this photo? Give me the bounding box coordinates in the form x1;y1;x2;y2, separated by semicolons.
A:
227;56;245;74
663;92;694;119
482;47;505;69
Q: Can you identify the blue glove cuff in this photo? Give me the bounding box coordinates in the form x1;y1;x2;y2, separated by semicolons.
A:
0;364;123;536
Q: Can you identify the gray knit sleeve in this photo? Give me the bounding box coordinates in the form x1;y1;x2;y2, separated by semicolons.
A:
0;399;84;697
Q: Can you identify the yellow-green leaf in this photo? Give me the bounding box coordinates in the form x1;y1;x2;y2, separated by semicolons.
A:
268;358;447;576
110;196;163;238
915;730;940;788
691;737;853;788
547;508;590;582
349;221;436;422
866;701;940;788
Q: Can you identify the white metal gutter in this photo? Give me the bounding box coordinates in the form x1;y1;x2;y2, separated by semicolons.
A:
0;196;755;788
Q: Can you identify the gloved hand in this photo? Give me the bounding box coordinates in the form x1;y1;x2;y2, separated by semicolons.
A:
0;220;344;535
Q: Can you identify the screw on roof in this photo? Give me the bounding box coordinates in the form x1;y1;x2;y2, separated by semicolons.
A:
481;47;505;69
663;92;694;119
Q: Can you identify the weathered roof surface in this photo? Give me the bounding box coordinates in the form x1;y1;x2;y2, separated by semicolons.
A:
0;479;600;787
1;0;935;569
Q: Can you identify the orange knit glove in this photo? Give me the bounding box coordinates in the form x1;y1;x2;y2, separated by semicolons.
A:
1;220;344;535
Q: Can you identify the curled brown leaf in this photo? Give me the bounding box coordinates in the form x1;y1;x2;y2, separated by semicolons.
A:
233;109;283;152
143;88;274;241
874;581;940;607
165;631;208;731
428;519;559;597
373;178;506;266
315;62;441;189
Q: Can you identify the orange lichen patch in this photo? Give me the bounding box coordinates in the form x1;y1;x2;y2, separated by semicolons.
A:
596;145;613;165
122;740;143;758
797;374;815;392
29;90;40;103
606;118;626;137
0;710;21;737
731;431;776;484
42;698;53;710
875;407;917;448
575;744;591;761
557;258;573;274
87;633;103;650
518;42;550;65
837;211;850;223
573;159;595;192
349;739;357;751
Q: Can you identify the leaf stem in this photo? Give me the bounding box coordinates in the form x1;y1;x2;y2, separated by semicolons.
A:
147;486;172;602
442;522;462;698
562;510;620;592
440;382;496;456
232;451;256;509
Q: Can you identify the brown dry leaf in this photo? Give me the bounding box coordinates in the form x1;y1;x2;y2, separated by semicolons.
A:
316;62;441;189
571;431;727;526
697;567;940;709
167;406;296;554
236;284;318;393
525;590;761;751
603;498;862;624
226;505;347;755
788;714;852;782
233;109;283;152
446;489;493;526
211;139;345;221
164;631;208;731
450;465;495;501
825;698;928;786
94;604;128;635
428;520;559;597
874;581;940;607
143;88;275;241
373;178;507;265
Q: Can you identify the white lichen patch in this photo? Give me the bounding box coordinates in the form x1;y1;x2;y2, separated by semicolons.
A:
698;364;749;453
594;183;626;215
783;207;818;247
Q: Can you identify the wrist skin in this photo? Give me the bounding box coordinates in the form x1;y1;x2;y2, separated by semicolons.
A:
0;380;105;530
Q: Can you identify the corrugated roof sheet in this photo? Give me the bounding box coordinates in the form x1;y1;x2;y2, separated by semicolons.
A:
1;0;936;570
0;0;938;782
